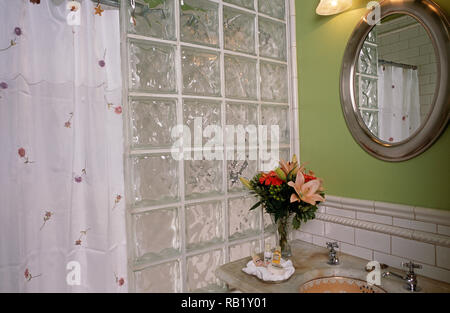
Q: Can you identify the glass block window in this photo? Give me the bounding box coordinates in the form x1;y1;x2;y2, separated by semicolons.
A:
356;28;379;136
121;0;296;292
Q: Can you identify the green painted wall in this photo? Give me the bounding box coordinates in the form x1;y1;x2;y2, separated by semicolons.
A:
295;0;449;210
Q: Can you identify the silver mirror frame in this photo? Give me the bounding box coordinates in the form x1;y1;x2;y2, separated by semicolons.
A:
340;0;449;162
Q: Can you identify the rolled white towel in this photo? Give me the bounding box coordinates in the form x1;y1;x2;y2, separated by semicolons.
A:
242;258;295;282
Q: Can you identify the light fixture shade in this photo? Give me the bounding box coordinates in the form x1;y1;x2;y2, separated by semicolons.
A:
316;0;352;16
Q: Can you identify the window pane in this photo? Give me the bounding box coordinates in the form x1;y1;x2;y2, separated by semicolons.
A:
224;6;255;55
134;260;181;292
133;207;180;262
228;196;261;240
260;61;288;102
259;17;286;61
130;97;177;149
131;154;179;207
186;249;225;292
181;47;221;96
127;0;176;40
186;201;224;251
180;0;219;47
225;55;257;100
258;0;285;20
129;40;177;93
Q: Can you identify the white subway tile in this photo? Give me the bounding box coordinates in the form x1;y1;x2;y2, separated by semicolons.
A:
374;251;450;284
418;263;450;284
436;246;450;270
340;242;372;260
326;207;356;219
373;251;407;270
293;230;313;243
356;212;392;225
301;219;324;236
438;225;450;237
312;235;329;248
325;222;354;244
355;229;390;253
391;236;435;265
420;44;434;55
393;217;436;233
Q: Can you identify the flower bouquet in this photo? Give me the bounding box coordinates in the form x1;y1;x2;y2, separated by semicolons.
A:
240;155;325;257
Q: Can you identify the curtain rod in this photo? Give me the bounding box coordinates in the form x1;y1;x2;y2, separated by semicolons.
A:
379;59;418;70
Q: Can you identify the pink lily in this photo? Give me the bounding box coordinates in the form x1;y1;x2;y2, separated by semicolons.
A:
279;159;298;177
279;154;302;177
288;172;325;206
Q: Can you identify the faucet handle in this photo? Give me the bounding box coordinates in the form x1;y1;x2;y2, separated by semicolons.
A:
326;241;339;250
402;261;422;273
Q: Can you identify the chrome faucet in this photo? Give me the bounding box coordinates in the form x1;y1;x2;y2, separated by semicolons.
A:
382;261;422;292
326;242;339;265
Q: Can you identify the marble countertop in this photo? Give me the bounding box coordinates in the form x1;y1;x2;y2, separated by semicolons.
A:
216;240;450;293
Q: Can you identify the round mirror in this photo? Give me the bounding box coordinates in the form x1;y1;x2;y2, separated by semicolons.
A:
340;0;449;161
355;14;437;144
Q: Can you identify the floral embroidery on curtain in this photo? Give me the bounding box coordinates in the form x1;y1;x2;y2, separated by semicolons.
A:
0;0;127;292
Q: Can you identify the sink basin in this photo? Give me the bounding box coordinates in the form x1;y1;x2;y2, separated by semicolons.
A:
298;276;386;293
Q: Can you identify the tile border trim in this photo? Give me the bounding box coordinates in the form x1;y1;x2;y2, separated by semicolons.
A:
324;195;450;226
315;212;450;247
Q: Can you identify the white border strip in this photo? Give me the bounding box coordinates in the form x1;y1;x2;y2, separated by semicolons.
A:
324;195;450;225
315;212;450;247
317;195;450;247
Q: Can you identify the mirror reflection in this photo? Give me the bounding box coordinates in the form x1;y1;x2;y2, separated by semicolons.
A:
354;14;437;143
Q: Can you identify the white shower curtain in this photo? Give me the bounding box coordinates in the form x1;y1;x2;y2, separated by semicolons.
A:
377;64;421;142
0;0;127;292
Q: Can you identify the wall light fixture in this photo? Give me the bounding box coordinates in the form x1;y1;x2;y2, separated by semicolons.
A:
316;0;353;15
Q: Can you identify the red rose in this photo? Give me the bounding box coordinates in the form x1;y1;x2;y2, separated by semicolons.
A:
118;278;125;286
259;171;283;186
270;177;283;186
304;174;316;183
114;106;122;114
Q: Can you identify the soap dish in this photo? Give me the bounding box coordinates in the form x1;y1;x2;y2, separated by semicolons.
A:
242;258;295;284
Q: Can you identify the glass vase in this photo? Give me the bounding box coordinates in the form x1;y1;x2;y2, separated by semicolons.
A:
271;213;294;258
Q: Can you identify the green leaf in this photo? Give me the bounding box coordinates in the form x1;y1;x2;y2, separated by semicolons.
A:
275;167;286;181
239;177;253;190
286;167;297;181
292;215;301;229
249;201;261;211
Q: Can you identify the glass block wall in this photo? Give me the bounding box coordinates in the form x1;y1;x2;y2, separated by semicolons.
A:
356;28;379;136
120;0;295;292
